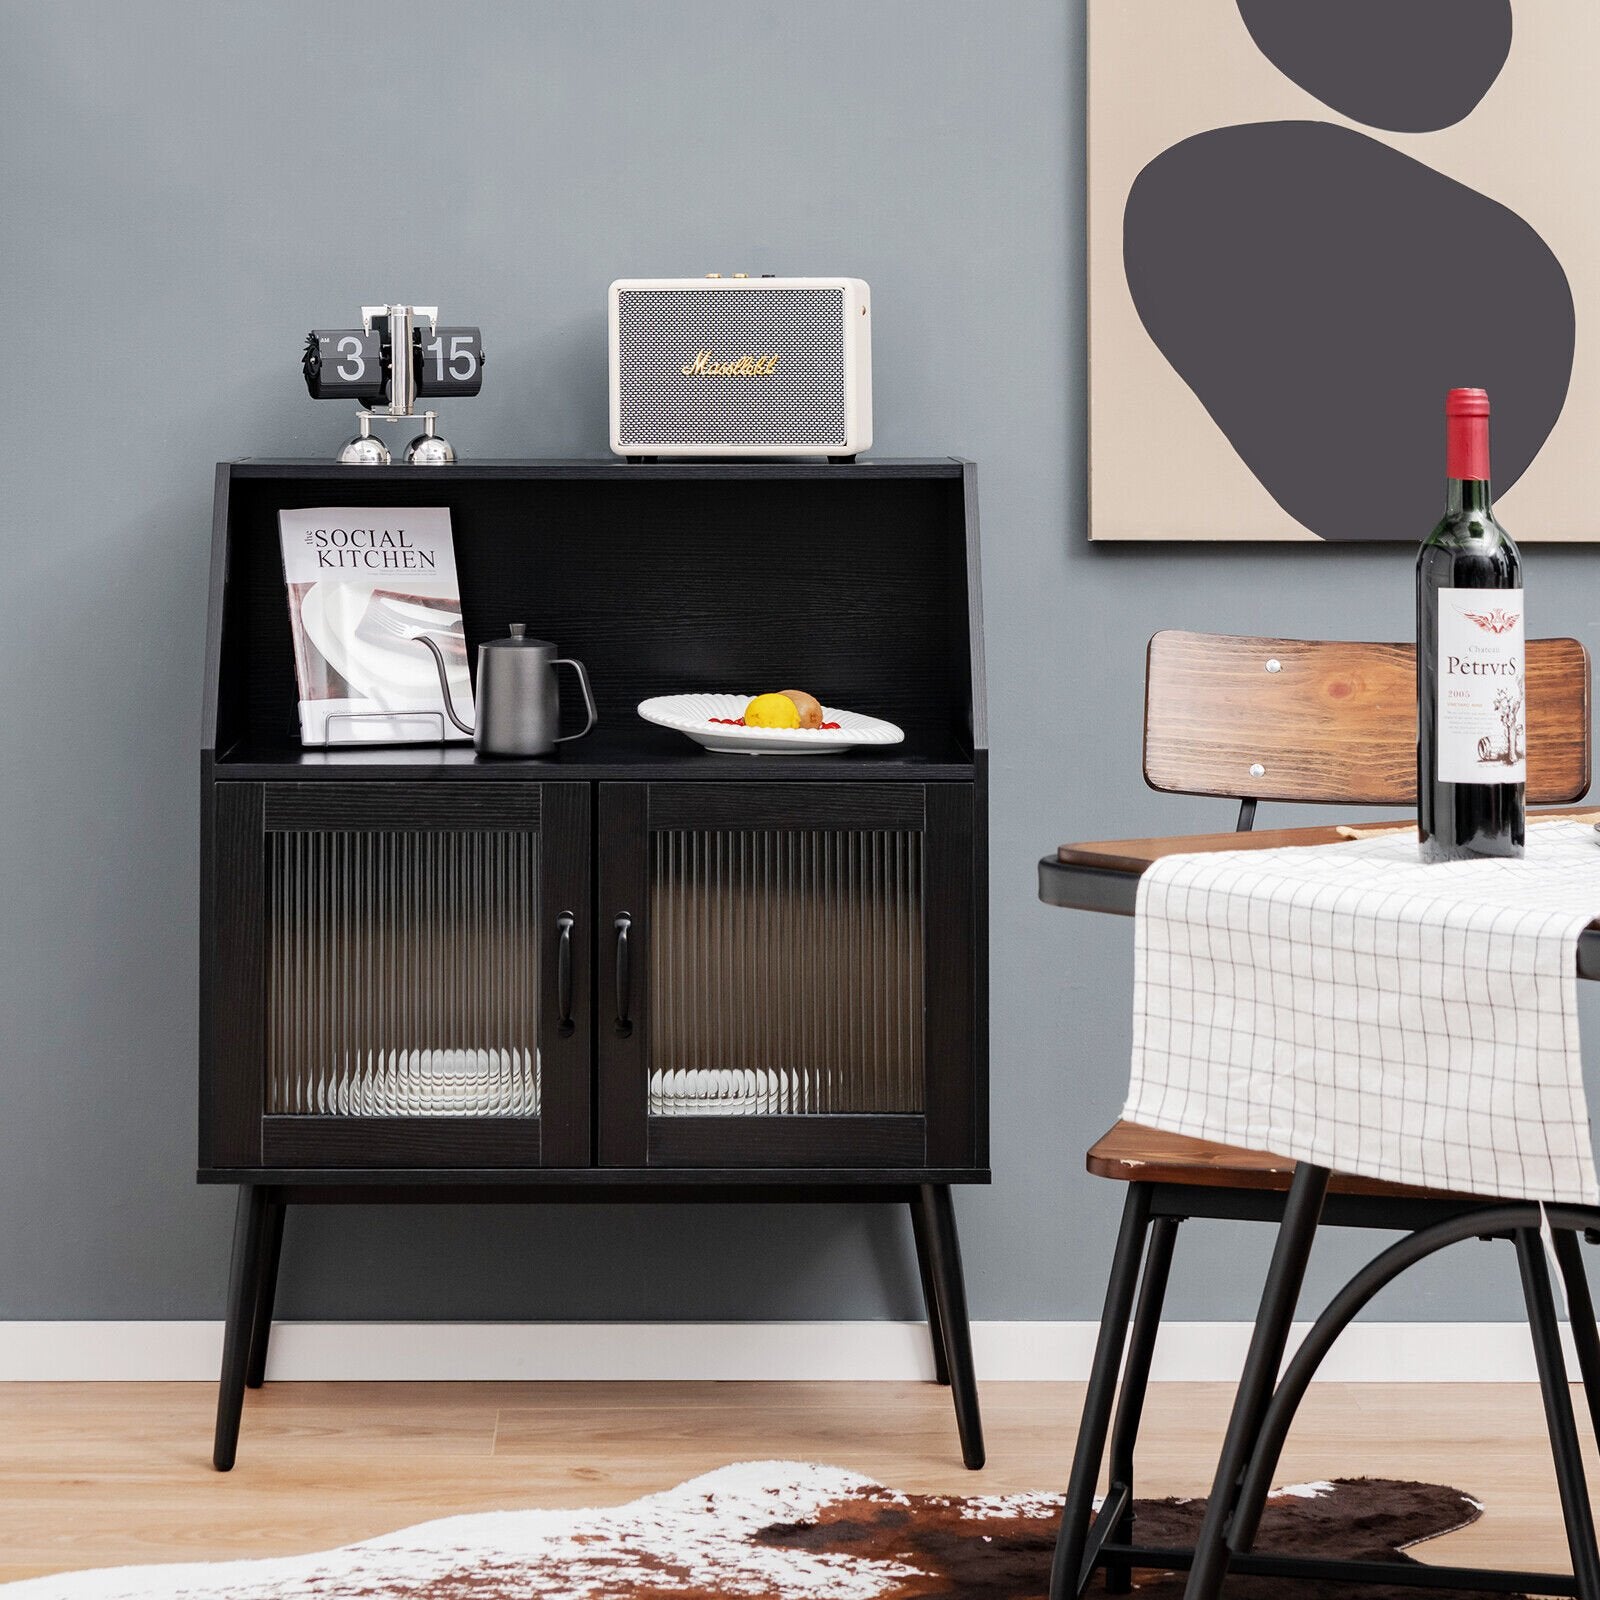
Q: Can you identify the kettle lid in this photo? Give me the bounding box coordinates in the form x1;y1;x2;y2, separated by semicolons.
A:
485;623;555;649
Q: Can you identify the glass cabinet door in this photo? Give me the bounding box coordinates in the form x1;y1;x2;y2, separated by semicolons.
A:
648;828;924;1117
597;783;976;1171
265;830;542;1119
203;782;590;1171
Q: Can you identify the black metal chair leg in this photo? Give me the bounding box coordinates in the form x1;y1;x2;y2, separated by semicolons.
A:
910;1193;951;1386
1103;1214;1180;1594
213;1184;268;1472
245;1198;286;1390
1181;1163;1331;1600
917;1183;985;1469
1049;1186;1155;1600
1517;1229;1600;1600
1553;1229;1600;1447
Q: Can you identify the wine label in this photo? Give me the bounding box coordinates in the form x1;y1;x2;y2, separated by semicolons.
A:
1436;587;1526;784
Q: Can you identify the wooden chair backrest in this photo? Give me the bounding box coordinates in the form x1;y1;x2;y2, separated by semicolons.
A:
1144;631;1590;806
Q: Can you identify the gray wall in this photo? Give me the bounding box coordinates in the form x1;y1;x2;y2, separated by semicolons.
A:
2;0;1593;1325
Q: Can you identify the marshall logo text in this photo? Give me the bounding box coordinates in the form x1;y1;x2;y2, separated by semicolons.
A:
681;351;780;377
301;527;437;571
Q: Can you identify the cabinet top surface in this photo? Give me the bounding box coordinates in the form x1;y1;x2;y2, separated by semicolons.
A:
222;458;969;481
209;727;980;780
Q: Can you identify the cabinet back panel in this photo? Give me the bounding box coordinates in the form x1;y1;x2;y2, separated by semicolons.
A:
215;473;974;754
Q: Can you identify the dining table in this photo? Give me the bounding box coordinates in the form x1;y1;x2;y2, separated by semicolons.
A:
1039;811;1600;1600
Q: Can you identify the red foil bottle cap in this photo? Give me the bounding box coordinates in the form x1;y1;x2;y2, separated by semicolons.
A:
1446;387;1490;417
1446;387;1490;479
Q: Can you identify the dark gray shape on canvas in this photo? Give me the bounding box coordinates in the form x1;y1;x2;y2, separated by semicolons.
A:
1237;0;1512;133
1123;121;1573;541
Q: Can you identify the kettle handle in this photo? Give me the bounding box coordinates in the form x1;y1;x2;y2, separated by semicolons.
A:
414;634;475;737
553;658;599;742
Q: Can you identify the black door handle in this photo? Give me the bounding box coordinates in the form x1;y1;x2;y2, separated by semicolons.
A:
555;911;575;1034
614;911;633;1034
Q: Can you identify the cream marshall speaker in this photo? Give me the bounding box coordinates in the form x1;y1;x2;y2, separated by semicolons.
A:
609;275;872;459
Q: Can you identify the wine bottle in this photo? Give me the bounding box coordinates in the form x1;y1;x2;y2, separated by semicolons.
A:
1416;387;1525;861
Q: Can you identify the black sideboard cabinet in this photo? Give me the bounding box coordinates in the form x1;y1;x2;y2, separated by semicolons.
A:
200;459;989;1469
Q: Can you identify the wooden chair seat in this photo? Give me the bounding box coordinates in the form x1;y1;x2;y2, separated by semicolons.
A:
1087;1120;1480;1202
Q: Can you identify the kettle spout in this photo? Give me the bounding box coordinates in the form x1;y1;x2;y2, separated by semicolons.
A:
414;634;475;737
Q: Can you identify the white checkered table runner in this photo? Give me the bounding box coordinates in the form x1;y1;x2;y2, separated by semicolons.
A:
1127;819;1600;1204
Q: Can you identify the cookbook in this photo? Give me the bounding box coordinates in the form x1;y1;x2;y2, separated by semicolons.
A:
278;506;472;746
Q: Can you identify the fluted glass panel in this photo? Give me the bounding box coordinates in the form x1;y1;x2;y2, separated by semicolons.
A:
266;831;540;1117
649;829;923;1116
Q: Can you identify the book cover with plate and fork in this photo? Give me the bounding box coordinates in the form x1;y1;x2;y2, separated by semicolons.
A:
278;506;472;746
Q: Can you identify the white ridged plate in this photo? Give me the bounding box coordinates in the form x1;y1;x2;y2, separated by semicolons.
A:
637;693;905;755
648;1067;797;1116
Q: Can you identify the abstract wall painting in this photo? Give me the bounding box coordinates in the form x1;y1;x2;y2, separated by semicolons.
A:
1090;1;1593;541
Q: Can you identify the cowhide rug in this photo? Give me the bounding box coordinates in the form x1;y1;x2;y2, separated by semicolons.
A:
4;1461;1493;1600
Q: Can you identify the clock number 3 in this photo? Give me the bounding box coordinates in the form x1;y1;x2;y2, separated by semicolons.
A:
334;335;366;382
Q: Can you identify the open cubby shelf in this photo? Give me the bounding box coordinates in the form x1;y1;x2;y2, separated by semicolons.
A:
208;458;984;770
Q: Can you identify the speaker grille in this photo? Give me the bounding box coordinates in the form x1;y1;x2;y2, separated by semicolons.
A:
617;288;847;445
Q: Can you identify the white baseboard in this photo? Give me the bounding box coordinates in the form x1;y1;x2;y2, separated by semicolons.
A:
0;1320;1577;1382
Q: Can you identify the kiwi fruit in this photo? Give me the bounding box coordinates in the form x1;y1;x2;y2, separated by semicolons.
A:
779;689;824;730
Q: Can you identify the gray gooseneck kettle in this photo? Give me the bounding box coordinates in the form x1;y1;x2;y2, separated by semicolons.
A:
418;625;597;757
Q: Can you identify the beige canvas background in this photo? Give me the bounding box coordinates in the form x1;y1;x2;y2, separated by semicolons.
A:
1090;0;1597;541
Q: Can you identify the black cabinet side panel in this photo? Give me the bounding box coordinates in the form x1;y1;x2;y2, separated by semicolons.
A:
205;783;265;1168
924;784;977;1168
972;759;990;1168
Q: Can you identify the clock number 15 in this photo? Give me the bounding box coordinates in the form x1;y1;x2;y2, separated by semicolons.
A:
415;326;485;396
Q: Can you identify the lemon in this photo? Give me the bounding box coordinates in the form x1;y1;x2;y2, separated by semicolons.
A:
744;693;800;729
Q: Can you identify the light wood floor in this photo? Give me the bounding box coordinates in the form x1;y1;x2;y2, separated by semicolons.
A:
0;1381;1590;1583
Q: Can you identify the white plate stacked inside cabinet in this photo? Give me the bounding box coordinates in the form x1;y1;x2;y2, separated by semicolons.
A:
648;1067;798;1116
637;693;905;755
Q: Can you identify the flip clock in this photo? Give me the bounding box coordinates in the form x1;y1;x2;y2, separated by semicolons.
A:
302;305;485;464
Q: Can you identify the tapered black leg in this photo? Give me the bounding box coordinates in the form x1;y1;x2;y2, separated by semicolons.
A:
213;1184;268;1472
1182;1163;1331;1600
245;1199;286;1390
1517;1229;1600;1600
1104;1215;1180;1594
1553;1230;1600;1448
1049;1186;1154;1600
917;1183;985;1469
910;1195;951;1385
